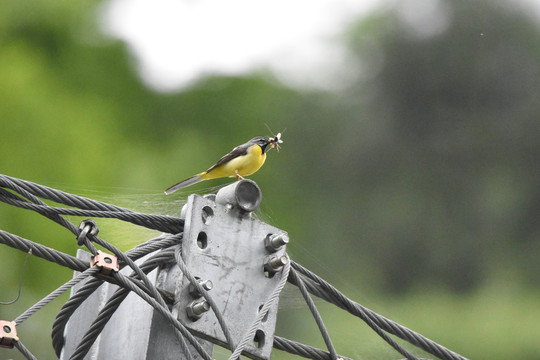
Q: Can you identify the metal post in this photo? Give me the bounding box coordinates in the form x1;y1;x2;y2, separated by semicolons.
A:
61;180;288;360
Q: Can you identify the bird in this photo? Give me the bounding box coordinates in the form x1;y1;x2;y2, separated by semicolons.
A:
164;134;283;194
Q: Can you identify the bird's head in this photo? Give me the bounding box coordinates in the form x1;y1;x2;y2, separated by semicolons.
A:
250;136;272;153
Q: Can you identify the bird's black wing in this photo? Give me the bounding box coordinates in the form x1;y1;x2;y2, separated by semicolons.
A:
205;143;249;172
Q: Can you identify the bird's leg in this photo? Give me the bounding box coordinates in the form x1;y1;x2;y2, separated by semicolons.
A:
235;170;245;180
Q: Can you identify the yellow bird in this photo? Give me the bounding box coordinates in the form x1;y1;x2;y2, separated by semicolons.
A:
165;134;283;194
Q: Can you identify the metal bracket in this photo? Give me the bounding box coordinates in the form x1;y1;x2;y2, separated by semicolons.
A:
175;180;289;360
0;320;18;348
90;250;119;275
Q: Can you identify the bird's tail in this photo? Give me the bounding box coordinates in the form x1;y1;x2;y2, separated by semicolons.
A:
164;172;205;194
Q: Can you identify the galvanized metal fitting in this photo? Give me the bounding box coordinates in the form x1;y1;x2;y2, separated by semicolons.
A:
264;233;289;253
0;321;18;348
215;179;262;214
189;279;213;297
77;219;99;246
186;299;210;321
90;250;119;275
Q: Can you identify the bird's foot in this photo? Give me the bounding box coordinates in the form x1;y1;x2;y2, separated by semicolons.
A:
235;170;245;180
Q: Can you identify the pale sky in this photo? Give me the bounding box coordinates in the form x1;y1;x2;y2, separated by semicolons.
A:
99;0;383;92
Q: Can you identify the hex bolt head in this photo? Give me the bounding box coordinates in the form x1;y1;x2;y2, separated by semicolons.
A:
187;299;210;320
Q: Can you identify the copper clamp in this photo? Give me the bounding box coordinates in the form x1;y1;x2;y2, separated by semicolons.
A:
0;320;18;348
90;251;119;275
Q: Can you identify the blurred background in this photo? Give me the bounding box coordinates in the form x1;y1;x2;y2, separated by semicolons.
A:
1;0;539;358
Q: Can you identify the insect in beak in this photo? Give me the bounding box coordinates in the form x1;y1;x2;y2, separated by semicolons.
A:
269;132;284;152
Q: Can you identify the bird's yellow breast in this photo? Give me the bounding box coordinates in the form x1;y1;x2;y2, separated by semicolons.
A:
202;145;266;180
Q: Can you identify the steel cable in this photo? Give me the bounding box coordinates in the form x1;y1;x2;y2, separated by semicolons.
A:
0;193;183;234
0;187;98;254
13;340;38;360
273;336;353;360
0;230;87;272
15;267;101;325
291;261;468;360
0;175;183;234
1;175;469;360
289;268;339;359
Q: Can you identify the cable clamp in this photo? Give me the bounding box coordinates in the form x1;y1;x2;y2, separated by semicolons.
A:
77;219;99;246
0;320;18;348
90;251;119;275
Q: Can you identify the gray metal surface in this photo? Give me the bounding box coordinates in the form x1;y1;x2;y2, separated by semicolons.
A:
176;181;288;360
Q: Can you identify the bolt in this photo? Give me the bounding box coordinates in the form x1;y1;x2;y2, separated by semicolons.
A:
189;279;213;297
265;233;289;252
266;255;288;271
200;279;213;291
3;325;11;333
187;299;210;320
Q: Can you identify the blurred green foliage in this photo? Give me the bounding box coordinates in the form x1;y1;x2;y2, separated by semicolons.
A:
1;0;539;358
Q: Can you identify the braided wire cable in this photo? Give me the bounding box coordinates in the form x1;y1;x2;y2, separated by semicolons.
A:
1;177;201;359
0;174;131;212
289;268;339;359
0;175;183;234
273;336;352;360
0;187;98;254
0;176;50;207
15;267;101;325
0;230;87;272
13;340;38;360
0;192;183;234
51;277;103;356
291;264;423;359
291;261;468;360
0;175;469;360
0;180;81;234
290;266;419;360
126;233;183;260
228;258;291;360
